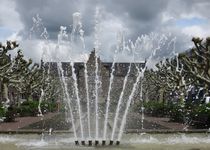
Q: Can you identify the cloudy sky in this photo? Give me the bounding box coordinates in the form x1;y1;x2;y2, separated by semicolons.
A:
0;0;210;63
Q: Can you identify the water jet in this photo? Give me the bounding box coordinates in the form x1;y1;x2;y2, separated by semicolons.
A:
110;140;114;145
75;140;79;145
81;140;85;145
88;140;92;146
95;140;99;146
102;140;106;145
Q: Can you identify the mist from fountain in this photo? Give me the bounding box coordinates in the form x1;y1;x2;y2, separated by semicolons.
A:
172;45;192;130
29;14;52;117
94;54;100;140
57;62;77;139
112;33;176;138
74;12;92;140
26;9;181;146
84;62;91;139
56;23;80;140
70;61;84;140
117;67;144;141
103;55;116;140
56;62;69;124
37;89;44;116
111;63;132;141
94;7;102;141
140;79;144;130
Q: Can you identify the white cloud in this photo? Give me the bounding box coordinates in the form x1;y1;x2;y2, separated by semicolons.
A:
18;39;92;63
0;0;23;41
161;12;174;23
7;32;22;41
1;0;210;63
182;25;210;38
95;11;130;61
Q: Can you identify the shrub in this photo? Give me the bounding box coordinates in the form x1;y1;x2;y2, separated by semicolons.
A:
189;103;210;128
133;100;210;127
17;100;57;117
142;101;170;117
40;101;57;113
0;105;6;118
168;103;185;122
135;101;186;122
5;105;16;122
168;103;210;126
17;101;39;117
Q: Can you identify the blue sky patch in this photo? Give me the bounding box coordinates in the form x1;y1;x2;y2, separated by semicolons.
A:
176;17;207;27
0;27;14;41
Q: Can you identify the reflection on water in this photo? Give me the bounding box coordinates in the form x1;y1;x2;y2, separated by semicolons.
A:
0;133;210;150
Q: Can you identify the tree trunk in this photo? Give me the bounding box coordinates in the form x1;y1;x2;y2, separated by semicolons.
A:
2;82;10;108
158;88;164;103
145;90;149;102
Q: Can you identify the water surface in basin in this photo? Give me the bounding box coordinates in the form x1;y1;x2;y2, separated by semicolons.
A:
0;133;210;150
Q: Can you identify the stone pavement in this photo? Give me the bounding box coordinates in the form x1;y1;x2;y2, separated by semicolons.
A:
126;113;189;130
145;116;186;130
0;112;194;132
0;113;58;131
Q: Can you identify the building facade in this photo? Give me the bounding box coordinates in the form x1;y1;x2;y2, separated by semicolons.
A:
48;50;146;111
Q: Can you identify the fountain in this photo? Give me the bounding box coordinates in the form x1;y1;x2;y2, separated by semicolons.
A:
110;63;131;144
26;10;179;146
37;9;150;146
1;5;210;150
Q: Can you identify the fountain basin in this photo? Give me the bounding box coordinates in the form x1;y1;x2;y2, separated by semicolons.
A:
0;133;210;150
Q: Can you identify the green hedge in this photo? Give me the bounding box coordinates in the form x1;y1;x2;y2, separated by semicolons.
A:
134;100;210;128
0;105;6;118
17;101;38;117
17;101;57;117
189;103;210;128
168;103;210;127
144;101;169;117
167;103;185;122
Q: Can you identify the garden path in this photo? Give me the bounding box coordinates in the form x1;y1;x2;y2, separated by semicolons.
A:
0;113;58;131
